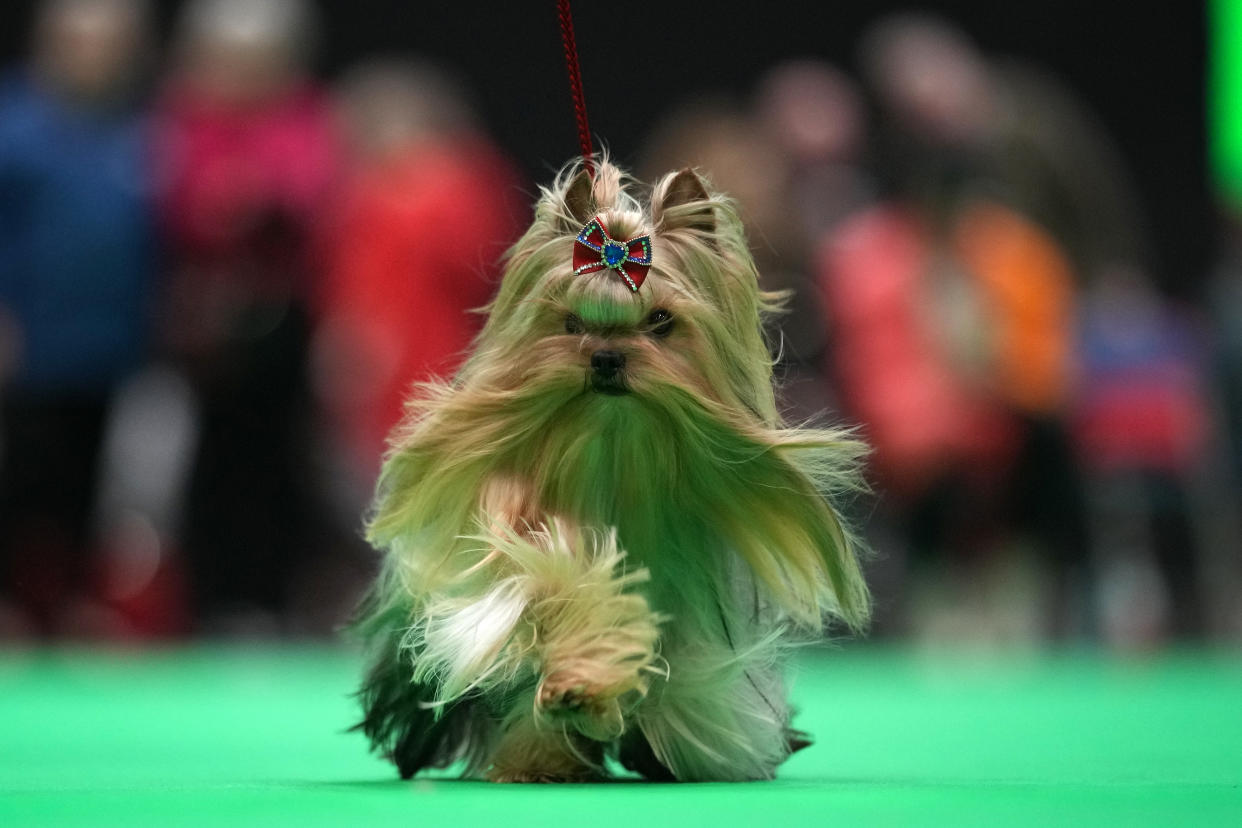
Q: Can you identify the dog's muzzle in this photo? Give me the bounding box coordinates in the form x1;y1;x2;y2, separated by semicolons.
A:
590;350;628;395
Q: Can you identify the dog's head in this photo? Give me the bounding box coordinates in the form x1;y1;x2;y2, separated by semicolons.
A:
464;159;783;428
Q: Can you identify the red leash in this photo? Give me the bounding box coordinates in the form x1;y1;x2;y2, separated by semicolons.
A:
557;0;594;177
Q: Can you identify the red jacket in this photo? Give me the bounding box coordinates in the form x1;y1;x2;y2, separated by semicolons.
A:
318;137;525;474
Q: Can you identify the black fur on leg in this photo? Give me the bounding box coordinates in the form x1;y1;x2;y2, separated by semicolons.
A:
348;588;495;778
616;729;676;781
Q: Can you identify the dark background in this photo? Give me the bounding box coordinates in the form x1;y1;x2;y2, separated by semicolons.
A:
0;0;1212;296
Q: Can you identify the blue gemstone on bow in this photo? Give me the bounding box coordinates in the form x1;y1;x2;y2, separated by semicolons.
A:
573;216;653;291
602;241;627;267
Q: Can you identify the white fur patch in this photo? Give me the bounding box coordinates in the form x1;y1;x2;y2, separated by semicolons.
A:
417;578;529;701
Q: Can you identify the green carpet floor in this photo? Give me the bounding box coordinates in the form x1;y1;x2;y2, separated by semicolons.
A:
2;645;1240;826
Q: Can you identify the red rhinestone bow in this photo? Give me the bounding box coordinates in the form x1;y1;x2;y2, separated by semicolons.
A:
573;217;653;292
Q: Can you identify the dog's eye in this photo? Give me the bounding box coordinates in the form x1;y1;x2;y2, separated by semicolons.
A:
647;309;674;338
564;314;584;334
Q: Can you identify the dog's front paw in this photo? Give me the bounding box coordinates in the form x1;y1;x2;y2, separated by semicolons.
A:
536;671;625;741
536;673;594;712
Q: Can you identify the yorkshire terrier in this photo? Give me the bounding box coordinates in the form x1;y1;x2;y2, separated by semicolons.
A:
351;159;869;782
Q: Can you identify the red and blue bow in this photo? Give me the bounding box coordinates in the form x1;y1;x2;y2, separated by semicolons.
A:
573;217;652;292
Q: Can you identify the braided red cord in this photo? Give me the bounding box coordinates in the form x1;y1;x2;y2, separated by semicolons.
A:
557;0;594;177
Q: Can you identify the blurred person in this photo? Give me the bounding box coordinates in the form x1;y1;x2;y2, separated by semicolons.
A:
1076;270;1223;646
752;59;880;425
860;13;1150;286
314;59;525;492
0;0;155;637
152;0;341;634
819;16;1092;645
820;192;1079;643
828;13;1194;645
755;60;875;246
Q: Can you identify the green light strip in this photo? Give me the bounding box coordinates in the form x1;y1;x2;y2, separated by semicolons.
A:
1212;0;1242;202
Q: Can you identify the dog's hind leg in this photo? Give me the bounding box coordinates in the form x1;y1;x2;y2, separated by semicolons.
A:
633;637;795;782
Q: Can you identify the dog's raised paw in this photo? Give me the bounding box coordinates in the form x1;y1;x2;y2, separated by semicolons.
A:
537;675;597;714
536;672;625;740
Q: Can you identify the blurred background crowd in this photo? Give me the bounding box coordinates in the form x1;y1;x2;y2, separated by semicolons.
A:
0;0;1237;649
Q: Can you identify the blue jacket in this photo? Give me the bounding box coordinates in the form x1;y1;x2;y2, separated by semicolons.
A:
0;71;154;396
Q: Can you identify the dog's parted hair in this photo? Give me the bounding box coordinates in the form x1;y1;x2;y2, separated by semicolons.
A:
352;157;869;782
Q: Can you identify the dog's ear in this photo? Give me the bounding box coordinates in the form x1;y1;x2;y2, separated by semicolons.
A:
563;167;595;227
665;168;710;209
653;168;715;235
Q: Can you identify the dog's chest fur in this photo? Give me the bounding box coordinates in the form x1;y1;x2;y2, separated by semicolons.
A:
519;400;745;634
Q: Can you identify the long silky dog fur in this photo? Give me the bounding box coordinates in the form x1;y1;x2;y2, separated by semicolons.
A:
351;158;869;782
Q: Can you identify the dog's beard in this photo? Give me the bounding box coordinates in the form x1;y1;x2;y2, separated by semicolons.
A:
521;379;701;520
463;367;755;636
475;343;753;526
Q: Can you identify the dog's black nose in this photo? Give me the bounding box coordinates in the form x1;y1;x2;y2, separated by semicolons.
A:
590;350;625;378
